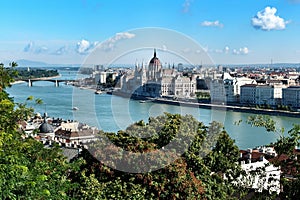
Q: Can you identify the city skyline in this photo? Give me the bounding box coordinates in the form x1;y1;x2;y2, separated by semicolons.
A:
1;0;300;65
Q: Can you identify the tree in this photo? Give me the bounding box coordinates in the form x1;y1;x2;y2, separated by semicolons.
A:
0;63;83;199
246;115;300;199
1;62;255;199
74;114;245;199
247;115;300;157
0;63;18;101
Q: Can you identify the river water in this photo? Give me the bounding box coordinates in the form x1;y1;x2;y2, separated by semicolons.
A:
6;69;300;149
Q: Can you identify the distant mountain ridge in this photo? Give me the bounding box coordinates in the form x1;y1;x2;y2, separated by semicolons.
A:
13;60;80;68
16;59;49;67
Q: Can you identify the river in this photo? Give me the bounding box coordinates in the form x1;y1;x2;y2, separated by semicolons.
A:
6;69;300;149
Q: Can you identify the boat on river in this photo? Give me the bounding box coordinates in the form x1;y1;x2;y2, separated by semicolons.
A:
72;107;79;111
95;90;102;94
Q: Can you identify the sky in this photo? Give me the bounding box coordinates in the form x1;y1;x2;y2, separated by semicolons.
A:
1;0;300;65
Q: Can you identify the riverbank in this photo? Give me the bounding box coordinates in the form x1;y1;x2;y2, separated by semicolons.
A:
153;98;300;117
110;90;300;118
11;75;62;85
11;80;25;85
8;80;299;149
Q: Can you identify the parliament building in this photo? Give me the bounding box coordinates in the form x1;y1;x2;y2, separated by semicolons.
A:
120;49;196;98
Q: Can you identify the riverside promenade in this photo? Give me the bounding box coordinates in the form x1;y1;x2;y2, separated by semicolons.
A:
152;98;300;118
110;90;300;118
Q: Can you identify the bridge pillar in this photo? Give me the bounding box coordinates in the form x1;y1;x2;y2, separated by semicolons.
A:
28;79;32;87
55;80;59;87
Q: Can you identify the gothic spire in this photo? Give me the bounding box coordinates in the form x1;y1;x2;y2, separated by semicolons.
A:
154;49;156;58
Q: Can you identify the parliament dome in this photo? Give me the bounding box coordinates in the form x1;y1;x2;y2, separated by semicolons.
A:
149;49;161;66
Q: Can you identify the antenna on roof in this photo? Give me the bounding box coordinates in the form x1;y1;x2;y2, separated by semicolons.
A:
271;59;273;68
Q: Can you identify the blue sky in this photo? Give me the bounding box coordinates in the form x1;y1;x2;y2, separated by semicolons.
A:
1;0;300;65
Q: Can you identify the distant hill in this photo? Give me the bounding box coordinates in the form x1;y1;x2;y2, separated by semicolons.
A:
16;59;49;67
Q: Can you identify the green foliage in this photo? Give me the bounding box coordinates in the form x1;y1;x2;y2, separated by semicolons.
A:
14;68;59;80
0;139;83;199
0;63;82;199
0;63;18;97
247;115;300;156
195;91;210;99
1;62;254;199
73;114;243;199
245;115;300;199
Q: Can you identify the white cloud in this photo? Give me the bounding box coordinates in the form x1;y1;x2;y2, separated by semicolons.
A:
54;46;68;55
207;46;230;54
35;46;48;54
23;42;49;54
76;39;98;54
224;46;230;54
76;39;91;54
99;32;135;52
76;32;135;54
23;41;34;52
201;20;224;28
162;45;167;51
252;7;289;31
113;32;135;41
233;47;249;55
182;0;192;13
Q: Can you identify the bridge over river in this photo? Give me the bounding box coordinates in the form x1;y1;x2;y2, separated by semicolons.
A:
23;78;76;87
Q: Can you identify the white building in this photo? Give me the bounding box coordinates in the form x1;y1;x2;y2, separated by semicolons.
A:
120;49;196;98
94;72;107;84
240;84;257;105
233;149;281;194
55;121;98;144
94;71;118;85
255;85;283;106
238;157;281;194
210;79;226;103
240;84;284;106
210;73;256;103
282;86;300;109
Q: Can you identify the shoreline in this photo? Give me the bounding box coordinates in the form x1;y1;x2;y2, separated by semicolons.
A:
11;80;25;85
154;98;300;118
11;75;62;85
111;90;300;118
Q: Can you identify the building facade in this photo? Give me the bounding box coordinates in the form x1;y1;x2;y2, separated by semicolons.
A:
240;84;284;106
240;84;257;105
210;74;256;103
255;85;283;106
282;86;300;109
120;49;196;98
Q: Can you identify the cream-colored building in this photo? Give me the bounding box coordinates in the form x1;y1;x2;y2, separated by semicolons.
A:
120;49;196;98
255;85;283;106
240;84;257;105
210;73;256;103
240;84;284;106
282;86;300;109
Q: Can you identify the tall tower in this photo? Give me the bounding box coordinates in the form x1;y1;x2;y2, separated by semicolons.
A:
148;49;162;80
